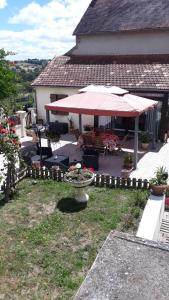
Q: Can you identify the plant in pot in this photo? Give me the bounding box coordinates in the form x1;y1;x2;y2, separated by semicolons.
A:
149;166;168;196
46;131;60;143
139;131;152;150
123;153;133;170
83;124;93;132
64;163;94;203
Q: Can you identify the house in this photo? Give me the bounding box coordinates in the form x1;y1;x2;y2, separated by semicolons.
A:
32;0;169;140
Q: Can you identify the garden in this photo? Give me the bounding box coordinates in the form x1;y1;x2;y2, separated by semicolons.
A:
0;178;147;299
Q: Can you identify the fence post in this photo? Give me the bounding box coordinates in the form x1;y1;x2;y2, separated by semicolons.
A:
121;177;126;188
100;175;105;187
143;179;149;189
111;176;115;188
106;175;110;188
138;178;143;189
116;177;121;188
95;174;100;187
126;177;131;189
57;170;62;182
132;178;137;189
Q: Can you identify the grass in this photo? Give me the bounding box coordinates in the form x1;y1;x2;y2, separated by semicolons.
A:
0;179;148;299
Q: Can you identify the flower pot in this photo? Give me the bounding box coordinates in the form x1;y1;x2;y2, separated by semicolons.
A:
64;174;94;188
150;184;168;196
141;143;149;150
64;172;94;202
123;163;133;170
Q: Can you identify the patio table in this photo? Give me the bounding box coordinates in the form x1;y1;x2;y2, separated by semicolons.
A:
44;155;69;169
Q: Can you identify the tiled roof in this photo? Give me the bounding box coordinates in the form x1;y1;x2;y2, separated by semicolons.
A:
74;0;169;35
32;55;169;91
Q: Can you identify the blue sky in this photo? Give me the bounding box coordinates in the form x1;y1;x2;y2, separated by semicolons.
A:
0;0;91;60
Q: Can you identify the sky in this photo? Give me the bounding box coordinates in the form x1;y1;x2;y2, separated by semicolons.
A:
0;0;91;60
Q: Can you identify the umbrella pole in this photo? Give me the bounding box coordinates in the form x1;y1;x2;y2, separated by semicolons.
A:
79;114;82;133
46;109;51;147
134;116;139;169
152;106;157;149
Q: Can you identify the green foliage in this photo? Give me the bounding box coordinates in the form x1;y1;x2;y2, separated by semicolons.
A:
0;119;20;200
0;180;147;299
123;153;133;164
139;131;152;143
0;49;18;114
149;166;168;185
121;190;148;231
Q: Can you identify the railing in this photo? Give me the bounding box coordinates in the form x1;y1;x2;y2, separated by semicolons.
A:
26;167;150;189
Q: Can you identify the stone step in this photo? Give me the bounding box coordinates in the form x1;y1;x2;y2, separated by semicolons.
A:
159;212;169;244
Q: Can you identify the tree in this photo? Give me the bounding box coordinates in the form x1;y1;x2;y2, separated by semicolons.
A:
0;49;18;114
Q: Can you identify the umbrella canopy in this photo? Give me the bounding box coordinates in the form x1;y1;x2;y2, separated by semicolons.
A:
45;92;158;117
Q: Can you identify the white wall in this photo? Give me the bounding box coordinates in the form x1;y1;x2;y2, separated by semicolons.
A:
137;194;165;242
71;30;169;55
35;86;94;130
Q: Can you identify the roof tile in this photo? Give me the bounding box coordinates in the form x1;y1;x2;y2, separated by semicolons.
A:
74;0;169;35
32;55;169;91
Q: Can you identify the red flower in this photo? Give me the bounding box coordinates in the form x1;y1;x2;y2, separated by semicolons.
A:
9;128;16;134
82;167;94;172
0;128;9;134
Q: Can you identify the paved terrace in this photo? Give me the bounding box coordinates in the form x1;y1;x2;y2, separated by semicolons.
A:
21;133;169;180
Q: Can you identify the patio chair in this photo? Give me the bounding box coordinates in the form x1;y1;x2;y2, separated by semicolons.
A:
37;146;53;158
31;146;53;166
82;154;99;171
72;129;80;141
115;133;129;152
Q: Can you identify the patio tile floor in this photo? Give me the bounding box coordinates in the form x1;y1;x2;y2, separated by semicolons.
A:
20;133;169;181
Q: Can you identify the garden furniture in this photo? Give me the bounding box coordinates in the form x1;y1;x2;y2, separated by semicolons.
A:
43;155;69;169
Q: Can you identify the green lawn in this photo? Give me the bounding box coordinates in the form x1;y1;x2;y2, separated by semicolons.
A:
0;179;147;299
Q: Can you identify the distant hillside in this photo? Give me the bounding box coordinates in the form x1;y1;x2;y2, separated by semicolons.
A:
10;59;50;111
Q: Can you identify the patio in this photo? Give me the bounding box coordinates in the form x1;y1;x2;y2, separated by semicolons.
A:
21;133;168;180
45;89;158;170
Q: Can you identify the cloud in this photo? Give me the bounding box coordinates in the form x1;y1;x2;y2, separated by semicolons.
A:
0;0;91;60
0;0;7;9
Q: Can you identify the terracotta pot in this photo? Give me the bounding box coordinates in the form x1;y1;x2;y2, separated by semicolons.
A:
123;163;133;170
141;143;149;150
150;184;168;196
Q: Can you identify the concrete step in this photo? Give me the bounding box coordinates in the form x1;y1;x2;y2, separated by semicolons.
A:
159;211;169;244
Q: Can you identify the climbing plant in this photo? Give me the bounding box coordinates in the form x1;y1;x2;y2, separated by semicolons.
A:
0;118;20;200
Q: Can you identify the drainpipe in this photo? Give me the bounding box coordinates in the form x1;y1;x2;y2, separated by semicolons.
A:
134;116;139;169
46;109;50;147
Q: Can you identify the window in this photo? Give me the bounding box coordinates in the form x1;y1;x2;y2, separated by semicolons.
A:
50;94;69;115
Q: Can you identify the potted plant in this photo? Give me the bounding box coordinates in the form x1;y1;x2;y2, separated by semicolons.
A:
64;163;94;202
139;131;152;150
149;166;168;196
123;153;133;170
46;131;60;143
83;124;93;132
